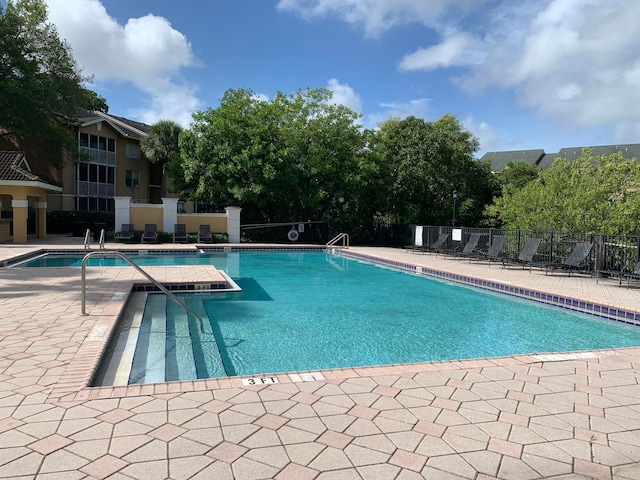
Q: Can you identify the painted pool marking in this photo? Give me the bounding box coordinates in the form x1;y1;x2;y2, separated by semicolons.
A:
242;376;279;386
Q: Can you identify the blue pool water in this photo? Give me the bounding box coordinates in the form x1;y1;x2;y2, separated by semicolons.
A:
106;251;640;383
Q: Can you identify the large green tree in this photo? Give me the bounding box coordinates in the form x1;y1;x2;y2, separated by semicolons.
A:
0;0;106;160
372;114;497;226
179;88;364;223
489;149;640;234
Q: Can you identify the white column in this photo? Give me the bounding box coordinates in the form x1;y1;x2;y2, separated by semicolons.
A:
114;197;131;230
225;206;242;243
162;197;179;233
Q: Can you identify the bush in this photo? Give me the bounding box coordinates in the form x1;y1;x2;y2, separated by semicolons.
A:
48;211;115;234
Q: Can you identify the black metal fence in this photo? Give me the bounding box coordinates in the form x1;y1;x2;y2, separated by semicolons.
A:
410;225;640;276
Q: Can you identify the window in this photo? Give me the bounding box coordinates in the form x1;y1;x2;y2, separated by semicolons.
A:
126;143;140;159
126;170;140;188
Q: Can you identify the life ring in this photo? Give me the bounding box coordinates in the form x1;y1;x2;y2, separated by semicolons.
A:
288;229;299;242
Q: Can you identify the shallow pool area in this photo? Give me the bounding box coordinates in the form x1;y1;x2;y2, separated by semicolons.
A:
95;251;640;385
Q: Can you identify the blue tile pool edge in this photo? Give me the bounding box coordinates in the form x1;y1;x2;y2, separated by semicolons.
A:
339;249;640;329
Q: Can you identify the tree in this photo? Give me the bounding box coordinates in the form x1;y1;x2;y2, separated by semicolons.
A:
179;88;364;224
371;114;496;226
498;161;539;192
489;149;640;234
0;0;106;162
141;120;183;198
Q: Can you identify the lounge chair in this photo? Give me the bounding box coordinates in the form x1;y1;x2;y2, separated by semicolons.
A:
141;224;158;243
198;224;212;243
621;259;640;288
115;224;134;243
453;233;482;259
471;235;506;265
173;223;188;243
502;237;542;270
545;241;593;276
425;233;450;255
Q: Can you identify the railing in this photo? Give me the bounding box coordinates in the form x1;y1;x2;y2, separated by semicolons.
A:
411;225;640;276
98;229;105;249
326;232;350;249
80;251;205;334
83;229;91;251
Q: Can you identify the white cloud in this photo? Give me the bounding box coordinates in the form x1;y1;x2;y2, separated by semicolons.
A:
45;0;201;126
454;0;640;134
326;78;362;113
462;116;499;156
276;0;485;37
283;0;640;144
398;32;485;71
365;98;430;129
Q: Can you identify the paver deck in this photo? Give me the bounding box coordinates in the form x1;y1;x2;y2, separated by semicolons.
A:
0;236;639;479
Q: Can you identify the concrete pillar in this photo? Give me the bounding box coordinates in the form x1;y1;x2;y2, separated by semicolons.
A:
162;197;179;234
35;200;47;239
225;206;242;243
114;197;131;230
11;199;28;244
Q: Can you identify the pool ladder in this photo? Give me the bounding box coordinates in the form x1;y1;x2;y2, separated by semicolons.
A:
80;251;205;333
83;228;105;251
326;232;349;250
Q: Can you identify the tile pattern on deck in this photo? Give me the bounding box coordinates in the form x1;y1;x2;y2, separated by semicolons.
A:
0;237;639;479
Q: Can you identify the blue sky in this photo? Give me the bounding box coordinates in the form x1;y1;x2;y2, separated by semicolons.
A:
44;0;640;157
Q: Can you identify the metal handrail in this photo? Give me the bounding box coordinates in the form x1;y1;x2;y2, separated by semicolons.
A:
326;232;349;248
98;229;105;249
83;229;91;251
80;251;205;333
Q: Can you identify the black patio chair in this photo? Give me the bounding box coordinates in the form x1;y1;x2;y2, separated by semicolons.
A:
619;258;640;288
141;224;158;243
502;238;542;270
472;235;507;265
453;233;482;260
198;224;212;243
173;224;188;243
545;241;593;276
425;233;450;255
115;224;134;243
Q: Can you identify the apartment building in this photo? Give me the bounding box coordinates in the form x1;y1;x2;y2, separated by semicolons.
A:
0;111;176;243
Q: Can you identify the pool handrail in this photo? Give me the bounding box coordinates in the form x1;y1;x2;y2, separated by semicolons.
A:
98;229;105;250
80;251;206;335
83;229;91;251
326;232;349;249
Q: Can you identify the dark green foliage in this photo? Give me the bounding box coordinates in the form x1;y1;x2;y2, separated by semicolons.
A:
0;0;107;164
169;88;499;243
488;149;640;234
47;211;114;234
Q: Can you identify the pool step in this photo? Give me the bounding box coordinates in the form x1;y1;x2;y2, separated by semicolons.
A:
129;293;167;384
127;294;229;384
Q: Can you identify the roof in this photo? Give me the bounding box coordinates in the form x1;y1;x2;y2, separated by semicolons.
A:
0;151;63;191
479;149;545;172
537;144;640;169
76;110;150;141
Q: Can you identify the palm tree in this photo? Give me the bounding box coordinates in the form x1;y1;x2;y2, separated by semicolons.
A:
141;120;183;199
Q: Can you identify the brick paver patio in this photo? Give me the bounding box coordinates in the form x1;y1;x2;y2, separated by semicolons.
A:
0;236;639;479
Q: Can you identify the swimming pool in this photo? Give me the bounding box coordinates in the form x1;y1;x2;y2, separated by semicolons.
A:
92;251;640;384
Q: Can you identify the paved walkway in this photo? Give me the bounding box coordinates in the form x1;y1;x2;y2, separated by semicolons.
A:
0;236;639;479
